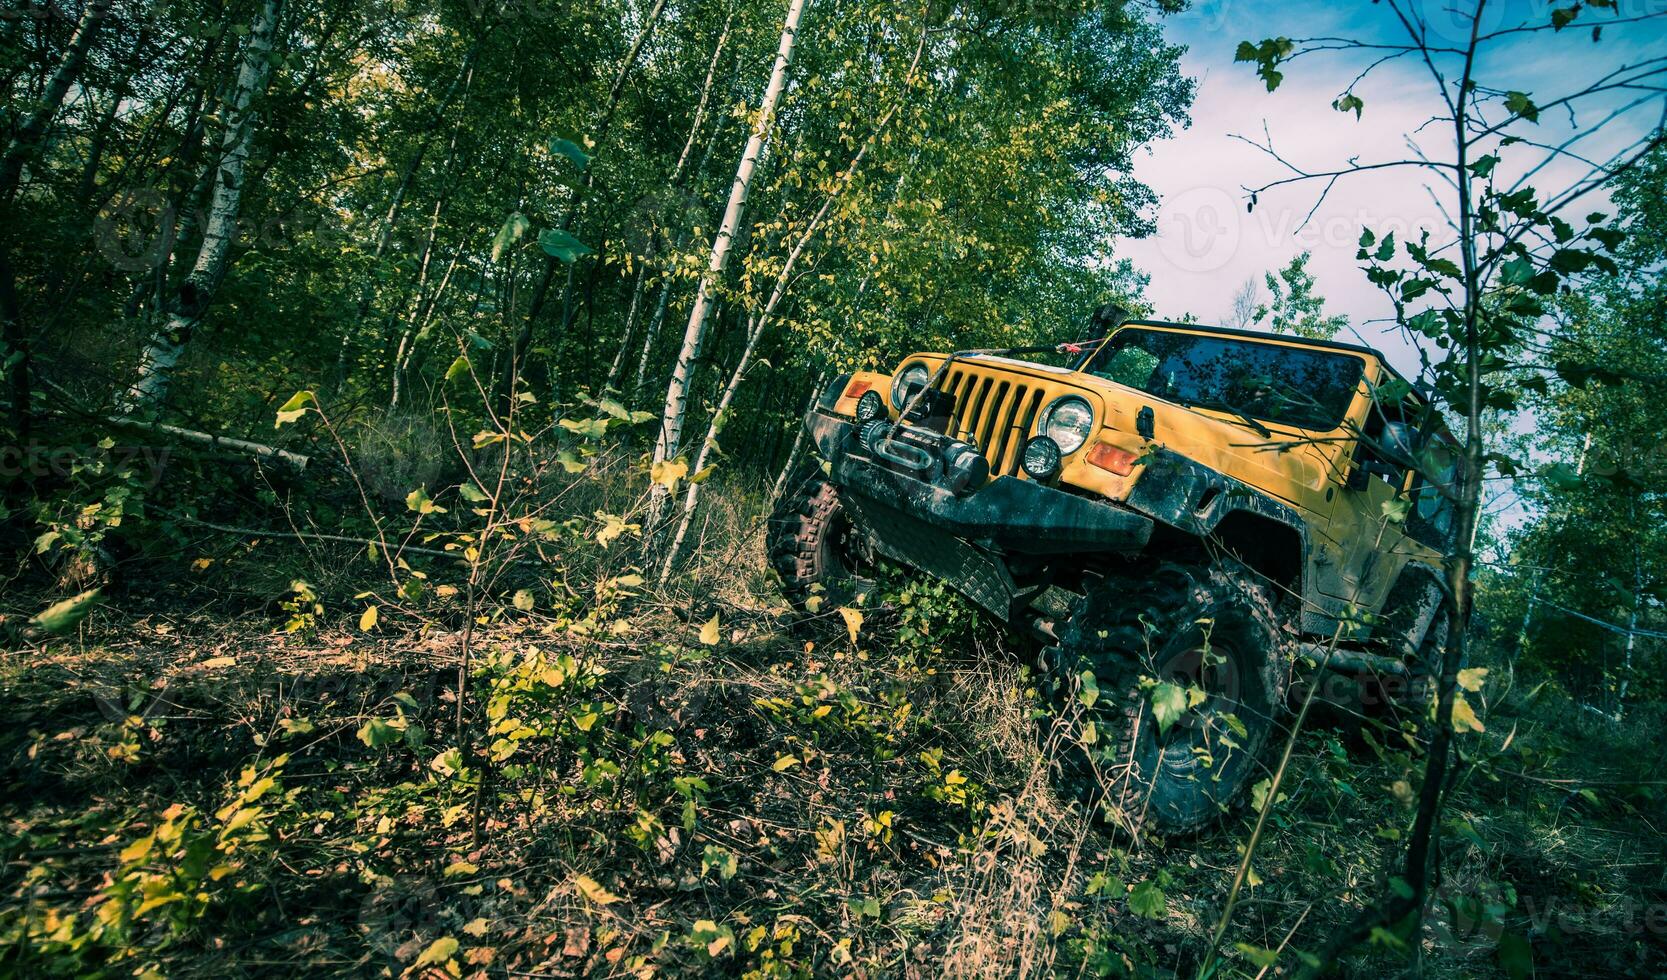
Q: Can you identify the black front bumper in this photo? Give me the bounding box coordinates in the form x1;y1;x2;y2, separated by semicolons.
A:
806;410;1152;616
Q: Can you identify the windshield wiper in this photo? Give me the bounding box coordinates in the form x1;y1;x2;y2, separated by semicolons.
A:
1184;399;1272;439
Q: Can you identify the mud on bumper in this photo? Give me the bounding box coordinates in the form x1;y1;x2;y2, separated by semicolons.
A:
805;410;1152;618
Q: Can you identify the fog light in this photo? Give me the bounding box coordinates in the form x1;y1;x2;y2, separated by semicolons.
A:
1021;436;1062;481
856;389;885;423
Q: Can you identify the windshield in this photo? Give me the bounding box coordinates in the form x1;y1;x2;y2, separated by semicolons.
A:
1083;328;1366;431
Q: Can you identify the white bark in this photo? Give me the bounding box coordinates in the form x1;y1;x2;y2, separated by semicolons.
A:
0;0;111;205
123;0;282;415
647;0;808;530
657;29;925;577
103;415;310;471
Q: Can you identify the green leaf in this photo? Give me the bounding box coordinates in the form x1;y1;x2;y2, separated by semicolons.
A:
1148;681;1189;734
1235;944;1280;969
445;354;471;382
1469;154;1499;178
558;416;610;439
1128;880;1167;919
549;137;591;171
28;589;101;636
274;389;315;428
539;227;593;263
491;212;530;262
405;486;445;515
1077;670;1100;709
1504;90;1540;121
1332;92;1364;118
357;717;403;748
459;482;488;503
1450;693;1485;733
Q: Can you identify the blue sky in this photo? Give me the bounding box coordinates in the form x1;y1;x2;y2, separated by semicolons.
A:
1119;0;1667;381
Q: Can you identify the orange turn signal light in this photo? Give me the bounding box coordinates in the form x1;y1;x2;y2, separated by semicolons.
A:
1087;442;1139;476
843;380;874;400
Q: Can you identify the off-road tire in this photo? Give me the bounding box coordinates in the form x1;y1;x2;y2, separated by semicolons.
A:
1042;561;1294;834
766;463;871;612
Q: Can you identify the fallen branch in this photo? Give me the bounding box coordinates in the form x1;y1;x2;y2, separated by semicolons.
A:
104;415;311;471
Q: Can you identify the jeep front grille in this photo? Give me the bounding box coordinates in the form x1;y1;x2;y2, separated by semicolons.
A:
939;368;1046;477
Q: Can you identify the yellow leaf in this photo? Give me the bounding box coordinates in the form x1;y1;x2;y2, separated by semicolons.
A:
699;613;720;646
444;860;478;877
359;605;378;631
414;936;459;968
1457;667;1488;692
1450;693;1485;732
463;917;490;937
574;873;620;905
201;655;236;669
837;606;863;645
191;558;214;571
651;458;689;493
773;755;801;771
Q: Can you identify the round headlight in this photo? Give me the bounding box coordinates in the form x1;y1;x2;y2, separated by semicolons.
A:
890;363;931;410
1040;396;1094;454
855;390;885;422
1021;436;1063;481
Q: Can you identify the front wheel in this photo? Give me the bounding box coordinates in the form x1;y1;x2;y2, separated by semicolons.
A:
766;463;874;612
1043;561;1294;835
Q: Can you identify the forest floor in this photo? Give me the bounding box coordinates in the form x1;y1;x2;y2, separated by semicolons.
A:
2;525;1664;978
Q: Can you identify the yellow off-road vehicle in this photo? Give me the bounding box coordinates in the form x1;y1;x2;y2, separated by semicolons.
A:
768;308;1457;833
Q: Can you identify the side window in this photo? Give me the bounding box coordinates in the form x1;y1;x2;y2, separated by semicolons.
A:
1094;346;1160;388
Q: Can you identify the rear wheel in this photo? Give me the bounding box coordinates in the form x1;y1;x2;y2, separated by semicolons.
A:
1043;561;1293;834
766;463;874;612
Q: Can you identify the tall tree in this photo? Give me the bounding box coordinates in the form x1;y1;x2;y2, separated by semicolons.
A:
646;0;808;530
1253;250;1346;340
121;0;284;415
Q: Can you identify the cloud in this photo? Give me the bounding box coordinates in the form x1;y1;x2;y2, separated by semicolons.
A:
1118;0;1666;376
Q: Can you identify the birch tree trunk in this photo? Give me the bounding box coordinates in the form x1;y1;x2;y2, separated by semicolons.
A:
647;0;808;532
0;0;112;206
122;0;283;416
655;25;922;573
